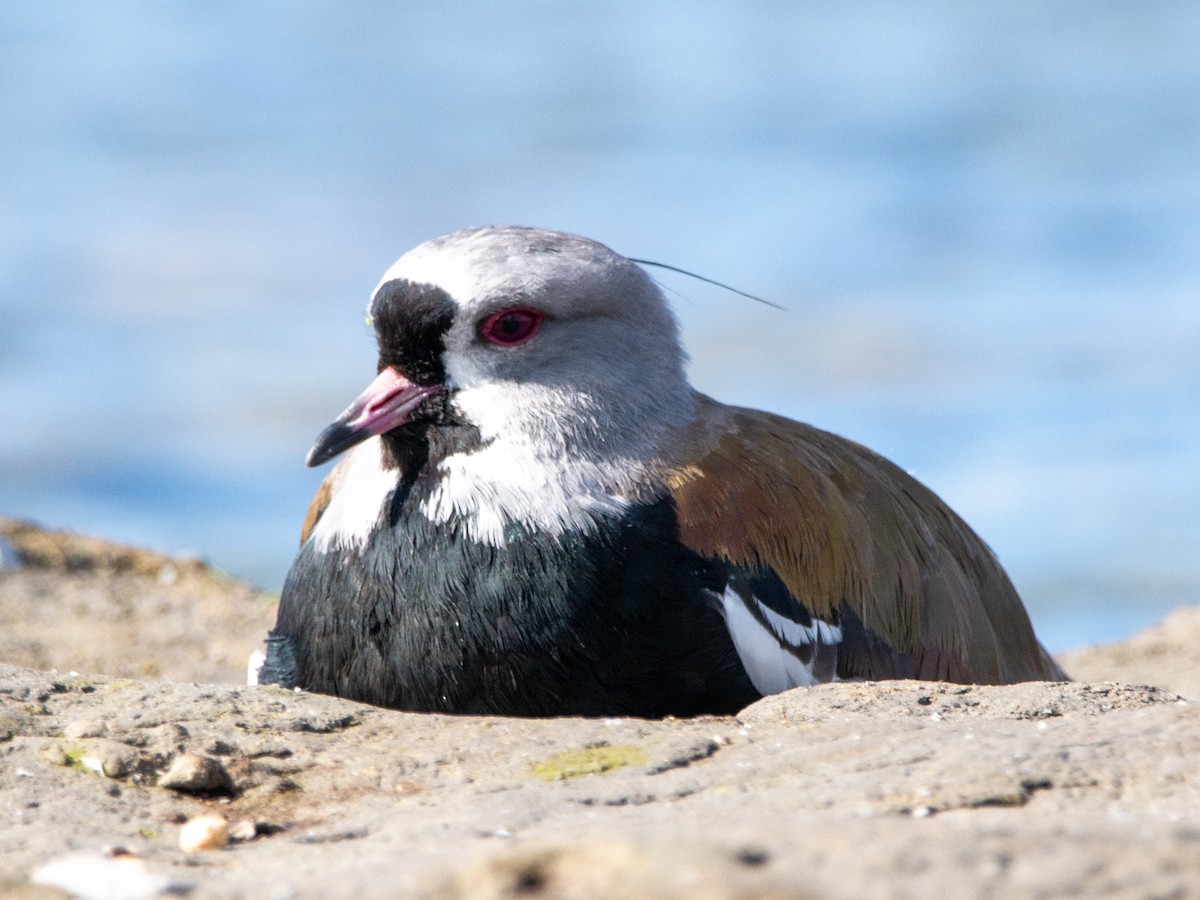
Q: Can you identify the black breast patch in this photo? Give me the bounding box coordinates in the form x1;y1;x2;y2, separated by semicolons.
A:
269;493;759;717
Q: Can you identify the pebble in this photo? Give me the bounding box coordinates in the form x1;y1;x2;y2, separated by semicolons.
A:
73;739;140;779
158;753;236;795
179;815;231;852
228;818;259;842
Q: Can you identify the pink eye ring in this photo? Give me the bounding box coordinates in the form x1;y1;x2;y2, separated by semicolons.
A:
480;307;543;347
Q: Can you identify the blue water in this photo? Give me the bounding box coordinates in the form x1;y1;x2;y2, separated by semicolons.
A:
2;3;1198;653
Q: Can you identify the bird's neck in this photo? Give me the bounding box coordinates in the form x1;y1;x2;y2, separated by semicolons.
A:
309;383;697;553
407;382;696;547
417;435;647;547
305;429;642;555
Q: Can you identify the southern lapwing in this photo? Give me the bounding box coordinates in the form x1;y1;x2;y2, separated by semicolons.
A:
258;226;1066;716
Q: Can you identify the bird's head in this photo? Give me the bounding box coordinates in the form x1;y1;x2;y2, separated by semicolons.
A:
306;226;695;470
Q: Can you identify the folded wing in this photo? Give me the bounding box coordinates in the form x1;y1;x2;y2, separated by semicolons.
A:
668;395;1067;686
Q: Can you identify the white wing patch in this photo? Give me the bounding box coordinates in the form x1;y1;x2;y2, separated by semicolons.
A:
246;648;265;686
718;587;843;695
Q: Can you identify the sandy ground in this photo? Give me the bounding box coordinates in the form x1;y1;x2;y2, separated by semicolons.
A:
1;517;1198;899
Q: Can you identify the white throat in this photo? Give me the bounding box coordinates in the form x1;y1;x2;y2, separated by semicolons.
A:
309;438;398;553
415;379;689;546
306;415;668;553
419;442;640;547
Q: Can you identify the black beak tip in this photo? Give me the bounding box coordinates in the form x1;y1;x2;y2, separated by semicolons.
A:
305;421;363;468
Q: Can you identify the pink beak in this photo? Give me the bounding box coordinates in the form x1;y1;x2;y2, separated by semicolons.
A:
306;366;441;467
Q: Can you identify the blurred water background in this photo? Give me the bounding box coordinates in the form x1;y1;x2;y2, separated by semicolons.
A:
2;3;1198;653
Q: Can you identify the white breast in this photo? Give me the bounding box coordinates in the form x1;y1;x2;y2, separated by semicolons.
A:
420;442;635;546
309;438;398;552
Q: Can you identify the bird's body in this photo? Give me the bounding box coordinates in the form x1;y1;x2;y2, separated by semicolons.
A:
260;226;1065;716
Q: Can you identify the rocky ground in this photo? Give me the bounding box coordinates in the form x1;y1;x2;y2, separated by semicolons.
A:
1;517;1198;899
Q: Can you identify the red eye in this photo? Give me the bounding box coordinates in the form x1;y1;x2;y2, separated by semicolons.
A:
480;307;543;347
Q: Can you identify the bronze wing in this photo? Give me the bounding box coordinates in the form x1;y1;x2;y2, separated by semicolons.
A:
667;395;1066;685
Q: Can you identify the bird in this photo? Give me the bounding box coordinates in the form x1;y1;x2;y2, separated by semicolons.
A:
257;225;1066;717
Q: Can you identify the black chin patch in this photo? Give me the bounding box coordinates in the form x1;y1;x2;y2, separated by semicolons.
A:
371;279;457;387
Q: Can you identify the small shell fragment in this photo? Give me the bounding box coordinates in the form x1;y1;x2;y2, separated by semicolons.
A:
179;815;230;852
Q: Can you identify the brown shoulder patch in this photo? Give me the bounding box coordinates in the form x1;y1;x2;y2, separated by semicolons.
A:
298;462;347;546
